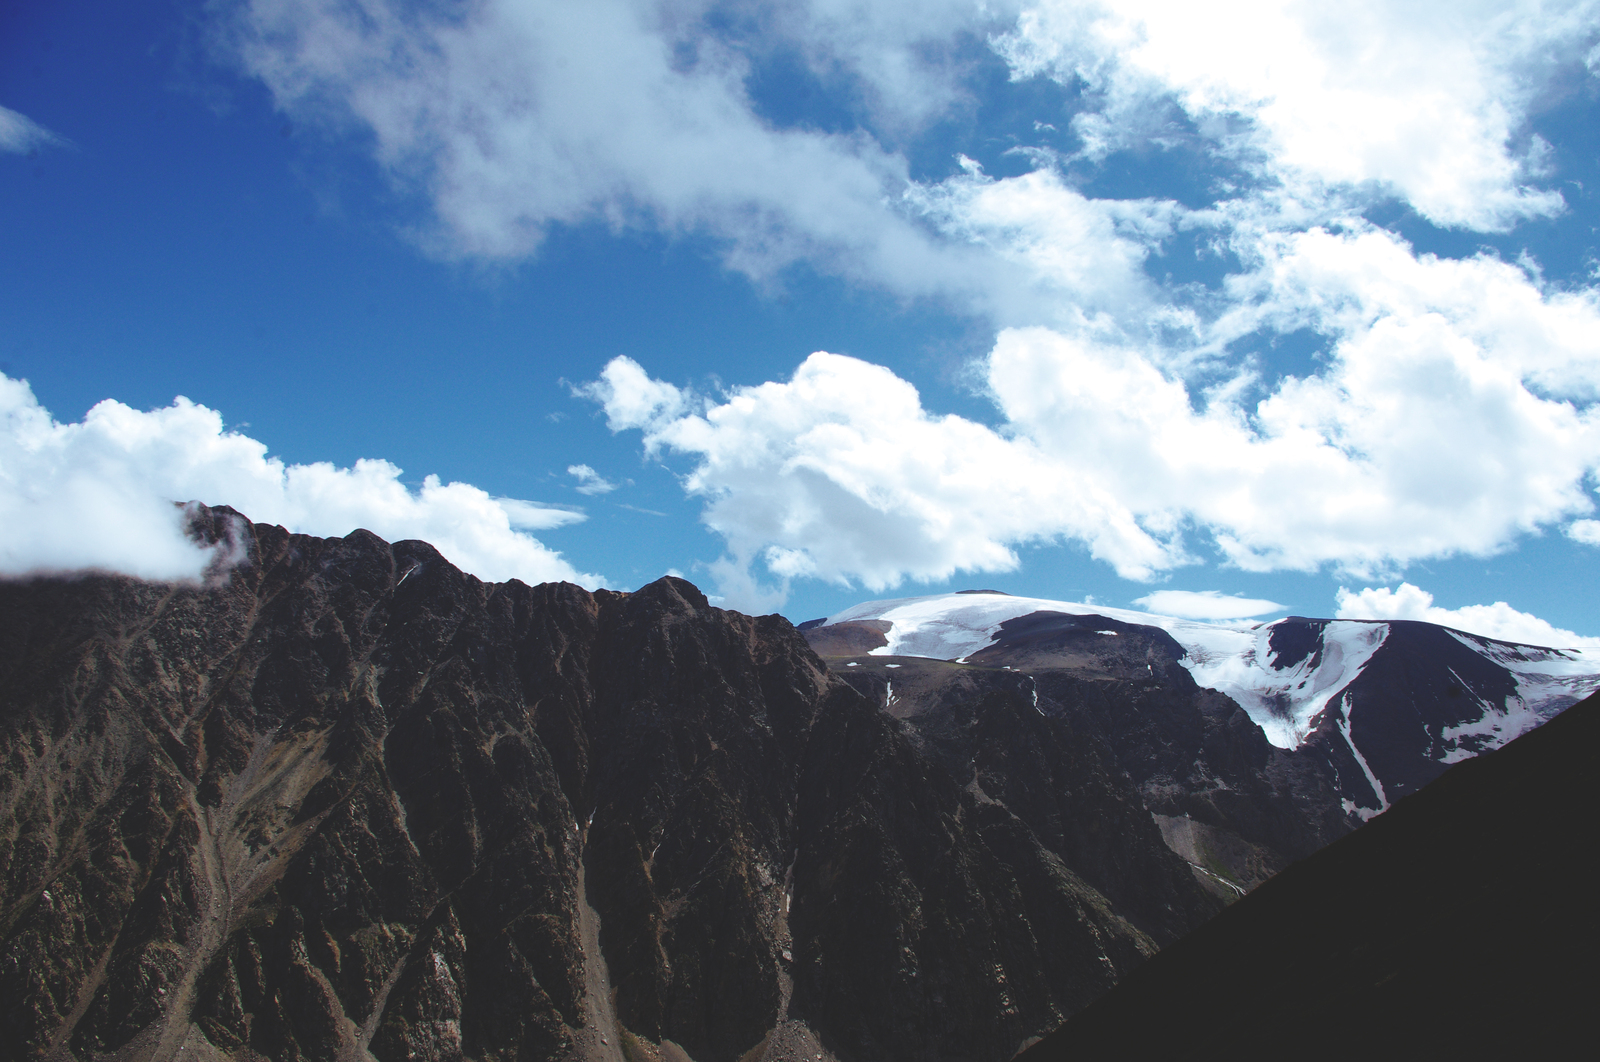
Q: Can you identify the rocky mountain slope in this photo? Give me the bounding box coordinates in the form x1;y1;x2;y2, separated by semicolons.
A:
1017;687;1599;1061
801;591;1599;892
0;508;1220;1062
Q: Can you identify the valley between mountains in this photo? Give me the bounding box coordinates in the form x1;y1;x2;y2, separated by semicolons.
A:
2;508;1594;1062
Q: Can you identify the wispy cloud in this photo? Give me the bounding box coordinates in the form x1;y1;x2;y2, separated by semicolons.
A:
567;463;617;495
0;374;600;586
220;0;1014;310
0;105;70;154
1133;590;1285;620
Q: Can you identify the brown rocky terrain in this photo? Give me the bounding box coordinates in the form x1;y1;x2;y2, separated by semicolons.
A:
0;507;1222;1062
809;610;1353;899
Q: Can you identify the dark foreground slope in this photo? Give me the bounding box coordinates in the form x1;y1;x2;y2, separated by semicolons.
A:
0;508;1218;1062
1018;688;1600;1062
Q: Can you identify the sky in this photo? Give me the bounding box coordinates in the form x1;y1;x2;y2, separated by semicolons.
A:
3;0;1600;645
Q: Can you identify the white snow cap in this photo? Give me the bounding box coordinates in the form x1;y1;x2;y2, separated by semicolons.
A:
824;591;1600;749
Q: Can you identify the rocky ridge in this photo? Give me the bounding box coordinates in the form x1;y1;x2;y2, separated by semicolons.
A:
0;508;1220;1062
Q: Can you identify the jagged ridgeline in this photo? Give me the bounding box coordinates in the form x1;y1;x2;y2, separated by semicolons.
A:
0;507;1223;1062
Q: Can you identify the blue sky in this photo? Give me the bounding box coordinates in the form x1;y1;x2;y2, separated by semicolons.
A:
3;0;1600;643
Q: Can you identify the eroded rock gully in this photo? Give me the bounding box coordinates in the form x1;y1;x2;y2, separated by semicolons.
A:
0;508;1218;1062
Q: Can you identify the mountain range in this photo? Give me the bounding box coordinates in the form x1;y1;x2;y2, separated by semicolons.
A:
2;508;1592;1062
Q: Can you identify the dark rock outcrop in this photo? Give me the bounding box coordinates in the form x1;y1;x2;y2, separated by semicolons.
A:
812;609;1352;899
0;508;1218;1062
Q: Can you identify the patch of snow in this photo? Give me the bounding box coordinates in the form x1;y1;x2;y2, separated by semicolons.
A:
1446;633;1600;719
884;663;901;668
825;593;1382;748
1186;621;1390;748
1434;635;1600;762
1335;691;1388;821
1186;861;1245;897
824;592;1600;752
1094;630;1119;636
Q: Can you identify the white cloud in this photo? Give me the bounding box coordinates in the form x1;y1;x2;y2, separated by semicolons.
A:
0;374;599;587
1000;0;1593;230
585;350;1184;608
218;1;1600;329
1335;582;1596;646
1221;225;1600;400
228;2;1600;608
567;464;617;495
1133;589;1284;620
1569;519;1600;545
0;105;68;154
220;0;1022;312
587;279;1600;604
575;356;693;436
989;294;1600;574
905;160;1178;329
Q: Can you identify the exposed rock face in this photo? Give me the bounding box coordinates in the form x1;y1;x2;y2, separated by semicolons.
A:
802;594;1600;898
0;509;1218;1062
815;610;1351;899
805;592;1599;887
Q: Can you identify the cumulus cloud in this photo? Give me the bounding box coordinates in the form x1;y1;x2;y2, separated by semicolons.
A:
0;105;69;154
224;1;1596;274
216;1;1600;348
991;298;1600;574
585;350;1183;607
1133;589;1284;620
0;374;599;586
224;2;1600;608
1335;583;1596;647
588;272;1600;605
567;464;617;495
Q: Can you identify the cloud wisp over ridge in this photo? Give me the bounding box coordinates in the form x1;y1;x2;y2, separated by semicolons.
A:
0;374;599;587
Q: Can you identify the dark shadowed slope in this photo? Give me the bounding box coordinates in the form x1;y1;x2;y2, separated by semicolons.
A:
1017;689;1600;1062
